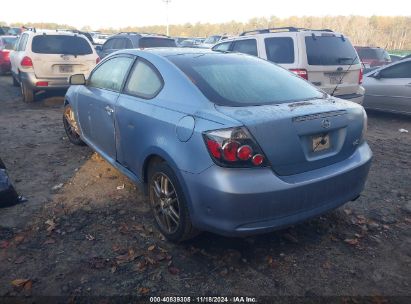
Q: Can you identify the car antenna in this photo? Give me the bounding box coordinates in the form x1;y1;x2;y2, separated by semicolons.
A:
330;54;359;97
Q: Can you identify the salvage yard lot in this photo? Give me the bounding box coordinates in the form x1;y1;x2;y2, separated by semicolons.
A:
0;74;410;298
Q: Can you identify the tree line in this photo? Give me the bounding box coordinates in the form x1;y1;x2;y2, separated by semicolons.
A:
2;15;410;50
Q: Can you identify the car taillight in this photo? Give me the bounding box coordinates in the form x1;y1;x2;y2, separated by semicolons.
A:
203;127;268;168
359;68;363;84
21;56;33;67
96;57;100;64
36;81;48;87
290;69;308;80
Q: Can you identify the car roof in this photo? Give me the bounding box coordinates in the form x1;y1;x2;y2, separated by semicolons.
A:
110;33;173;39
129;47;215;56
214;30;345;44
23;29;89;37
114;48;214;58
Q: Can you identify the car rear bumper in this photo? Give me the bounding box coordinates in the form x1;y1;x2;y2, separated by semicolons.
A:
181;142;372;237
335;86;365;105
20;71;70;90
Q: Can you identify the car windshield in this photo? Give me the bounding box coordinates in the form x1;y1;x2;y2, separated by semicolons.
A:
357;48;390;61
139;37;176;48
1;37;17;50
32;35;93;55
305;35;359;65
168;53;324;107
204;36;221;44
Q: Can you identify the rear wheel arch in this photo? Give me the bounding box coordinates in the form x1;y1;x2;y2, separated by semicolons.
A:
143;155;166;184
146;158;199;242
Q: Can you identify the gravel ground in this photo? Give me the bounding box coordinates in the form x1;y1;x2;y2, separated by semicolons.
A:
0;74;410;301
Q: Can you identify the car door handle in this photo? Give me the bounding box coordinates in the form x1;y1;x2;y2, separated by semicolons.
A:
105;106;114;115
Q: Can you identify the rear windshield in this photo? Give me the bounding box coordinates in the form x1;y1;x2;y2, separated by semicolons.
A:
31;35;93;55
356;48;390;61
139;37;176;48
305;35;359;66
1;37;17;50
168;53;324;107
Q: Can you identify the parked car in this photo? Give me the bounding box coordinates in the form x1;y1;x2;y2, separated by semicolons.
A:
363;58;411;115
355;46;391;68
92;33;109;45
63;49;372;242
7;27;23;36
98;32;177;58
0;26;21;36
199;35;229;48
10;29;100;102
213;27;365;104
174;37;187;46
179;39;203;48
0;36;18;74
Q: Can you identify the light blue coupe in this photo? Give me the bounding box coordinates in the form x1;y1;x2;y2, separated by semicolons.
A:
63;48;372;242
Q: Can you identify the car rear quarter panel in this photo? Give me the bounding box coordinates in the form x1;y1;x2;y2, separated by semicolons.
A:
114;52;241;178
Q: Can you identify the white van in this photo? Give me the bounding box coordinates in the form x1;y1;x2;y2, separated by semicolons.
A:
212;27;365;104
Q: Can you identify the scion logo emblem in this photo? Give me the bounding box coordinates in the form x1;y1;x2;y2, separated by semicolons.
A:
321;119;331;129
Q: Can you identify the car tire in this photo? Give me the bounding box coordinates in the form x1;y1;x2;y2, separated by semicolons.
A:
148;161;199;242
63;104;85;146
21;81;34;102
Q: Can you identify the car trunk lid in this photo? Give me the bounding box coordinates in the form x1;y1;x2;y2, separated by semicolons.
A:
215;99;365;176
307;64;361;96
32;54;96;78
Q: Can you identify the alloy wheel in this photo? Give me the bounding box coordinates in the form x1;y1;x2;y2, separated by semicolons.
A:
149;173;181;234
64;105;80;136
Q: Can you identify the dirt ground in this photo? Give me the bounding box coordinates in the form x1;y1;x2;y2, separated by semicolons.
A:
0;74;410;301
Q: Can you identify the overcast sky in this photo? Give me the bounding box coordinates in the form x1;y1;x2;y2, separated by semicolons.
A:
2;0;410;29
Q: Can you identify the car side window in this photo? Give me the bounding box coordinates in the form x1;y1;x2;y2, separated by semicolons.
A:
88;56;134;92
264;37;295;64
124;59;163;99
213;42;231;52
232;39;258;56
380;62;411;78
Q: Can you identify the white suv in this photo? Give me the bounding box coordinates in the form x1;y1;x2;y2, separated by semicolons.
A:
212;27;365;104
10;29;99;102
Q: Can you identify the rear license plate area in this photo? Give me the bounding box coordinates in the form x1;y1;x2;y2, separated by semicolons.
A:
312;134;330;152
325;72;344;84
59;65;73;73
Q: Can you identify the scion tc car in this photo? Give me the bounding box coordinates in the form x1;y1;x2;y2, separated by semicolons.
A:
63;49;372;242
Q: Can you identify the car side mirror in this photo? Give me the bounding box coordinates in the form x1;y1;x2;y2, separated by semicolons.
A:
69;74;86;85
